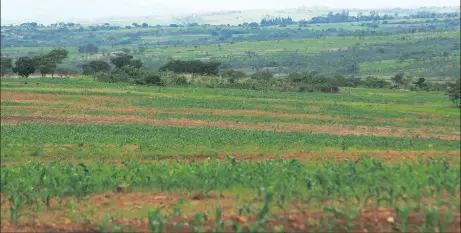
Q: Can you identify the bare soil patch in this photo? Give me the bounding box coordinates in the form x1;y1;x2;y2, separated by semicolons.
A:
1;191;459;233
1;91;119;108
1;91;114;102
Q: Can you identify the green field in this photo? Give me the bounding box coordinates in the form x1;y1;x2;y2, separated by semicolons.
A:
1;7;460;232
1;77;460;232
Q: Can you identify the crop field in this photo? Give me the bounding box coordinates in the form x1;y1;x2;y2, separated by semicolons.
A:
0;77;460;232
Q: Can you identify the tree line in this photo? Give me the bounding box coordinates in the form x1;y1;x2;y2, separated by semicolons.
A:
1;49;69;78
260;17;294;26
1;49;459;107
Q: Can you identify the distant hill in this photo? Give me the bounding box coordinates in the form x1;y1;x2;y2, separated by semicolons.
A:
1;5;459;26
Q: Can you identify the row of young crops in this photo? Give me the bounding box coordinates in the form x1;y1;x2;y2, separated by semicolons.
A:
1;124;460;161
1;157;460;232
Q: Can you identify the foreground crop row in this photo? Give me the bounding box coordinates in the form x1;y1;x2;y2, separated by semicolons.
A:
1;157;460;232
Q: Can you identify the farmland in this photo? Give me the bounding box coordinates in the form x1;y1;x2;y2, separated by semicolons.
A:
1;77;460;232
2;9;460;78
2;30;460;79
1;5;460;232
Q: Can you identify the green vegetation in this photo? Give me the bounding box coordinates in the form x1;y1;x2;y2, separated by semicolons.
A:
446;78;461;107
1;78;459;162
2;123;459;160
1;6;460;232
1;9;460;78
1;157;459;231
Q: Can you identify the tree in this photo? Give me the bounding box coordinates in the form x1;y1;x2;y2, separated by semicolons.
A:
46;49;69;77
110;54;142;69
221;69;246;83
78;44;99;53
159;60;220;75
130;59;143;69
12;56;36;78
82;60;111;75
121;48;131;54
48;48;69;64
33;49;69;77
55;67;79;78
363;76;391;88
446;79;460;107
140;72;162;85
34;54;56;77
413;78;428;90
110;54;134;68
1;57;13;77
391;72;405;87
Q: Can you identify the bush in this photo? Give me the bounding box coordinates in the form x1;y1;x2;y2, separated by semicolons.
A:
160;72;189;86
285;71;341;93
109;54;143;69
94;69;130;83
194;76;230;88
142;73;163;86
250;70;274;80
446;79;460;107
159;59;221;75
344;77;362;87
297;84;340;93
362;76;392;88
221;69;246;83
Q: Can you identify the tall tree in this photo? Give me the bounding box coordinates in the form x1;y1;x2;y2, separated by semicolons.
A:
34;49;69;77
48;48;69;64
82;60;111;75
47;48;69;77
12;56;36;78
1;56;13;77
34;54;55;78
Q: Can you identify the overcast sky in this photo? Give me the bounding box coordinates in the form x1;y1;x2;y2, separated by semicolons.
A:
1;0;459;23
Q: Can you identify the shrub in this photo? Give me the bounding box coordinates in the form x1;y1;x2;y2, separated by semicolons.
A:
446;79;460;107
160;72;189;86
142;73;163;86
221;69;246;83
250;70;274;80
159;60;221;75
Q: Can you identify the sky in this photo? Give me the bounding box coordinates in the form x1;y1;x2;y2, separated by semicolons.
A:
1;0;459;24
